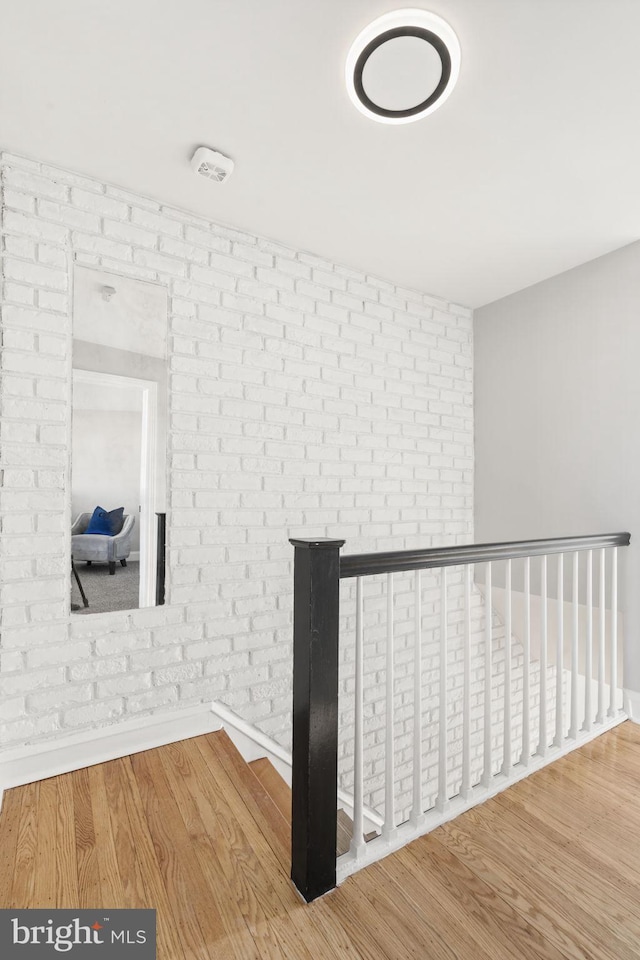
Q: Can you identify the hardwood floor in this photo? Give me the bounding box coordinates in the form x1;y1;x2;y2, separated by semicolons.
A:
2;722;640;958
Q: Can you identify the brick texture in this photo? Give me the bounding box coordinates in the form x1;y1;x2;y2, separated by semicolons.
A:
0;152;474;771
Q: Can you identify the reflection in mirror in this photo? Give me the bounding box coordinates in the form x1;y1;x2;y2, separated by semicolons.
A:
71;266;168;615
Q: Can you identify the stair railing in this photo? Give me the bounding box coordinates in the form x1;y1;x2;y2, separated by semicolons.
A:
290;532;630;902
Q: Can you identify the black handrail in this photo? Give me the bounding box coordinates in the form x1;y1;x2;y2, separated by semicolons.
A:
340;532;631;579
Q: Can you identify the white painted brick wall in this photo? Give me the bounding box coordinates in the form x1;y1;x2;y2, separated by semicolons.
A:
0;150;474;762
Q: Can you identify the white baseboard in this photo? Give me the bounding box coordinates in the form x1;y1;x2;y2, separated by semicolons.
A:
624;689;640;723
209;700;293;783
210;700;384;831
0;704;221;810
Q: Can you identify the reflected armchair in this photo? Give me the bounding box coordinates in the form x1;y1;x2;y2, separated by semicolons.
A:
71;512;136;575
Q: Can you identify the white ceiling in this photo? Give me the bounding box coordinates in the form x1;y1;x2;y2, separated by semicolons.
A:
1;0;639;307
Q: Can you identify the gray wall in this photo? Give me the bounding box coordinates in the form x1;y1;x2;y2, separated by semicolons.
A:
474;241;640;692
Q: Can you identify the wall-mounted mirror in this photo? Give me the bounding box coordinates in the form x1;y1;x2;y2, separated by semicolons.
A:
71;266;168;615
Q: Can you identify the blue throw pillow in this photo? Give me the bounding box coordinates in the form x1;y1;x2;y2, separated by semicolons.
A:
84;506;125;536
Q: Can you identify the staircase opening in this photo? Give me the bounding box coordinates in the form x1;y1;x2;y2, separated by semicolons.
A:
289;532;630;901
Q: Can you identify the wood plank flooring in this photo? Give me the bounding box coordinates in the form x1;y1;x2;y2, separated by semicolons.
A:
2;722;640;959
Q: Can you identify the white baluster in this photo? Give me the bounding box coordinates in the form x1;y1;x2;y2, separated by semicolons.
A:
582;550;593;732
502;559;512;776
483;562;493;787
437;566;448;811
538;555;548;757
569;552;579;739
520;556;531;766
554;553;564;747
383;573;396;840
410;570;424;827
609;548;619;718
597;548;606;724
350;577;365;857
461;564;472;799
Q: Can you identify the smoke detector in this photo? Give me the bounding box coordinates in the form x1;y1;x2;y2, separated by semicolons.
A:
190;146;234;183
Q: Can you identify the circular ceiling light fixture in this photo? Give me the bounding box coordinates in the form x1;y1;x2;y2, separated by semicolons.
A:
345;9;461;124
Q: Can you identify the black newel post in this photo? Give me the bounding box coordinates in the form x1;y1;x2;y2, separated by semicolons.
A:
290;537;344;903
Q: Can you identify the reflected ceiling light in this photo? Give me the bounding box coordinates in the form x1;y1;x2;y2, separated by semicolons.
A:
345;9;461;124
